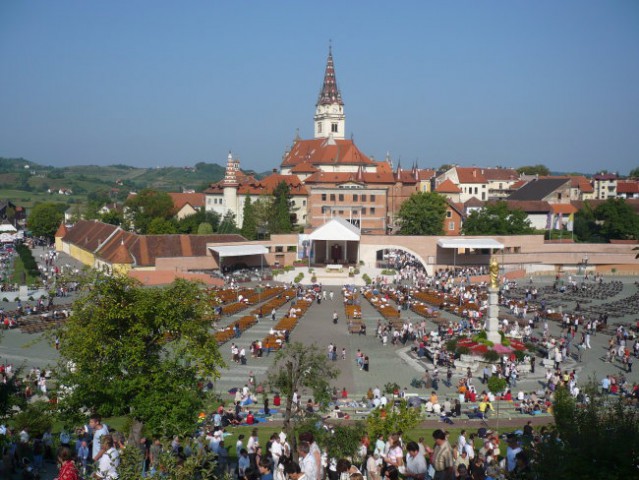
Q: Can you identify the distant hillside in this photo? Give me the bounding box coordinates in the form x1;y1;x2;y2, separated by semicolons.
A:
0;157;267;209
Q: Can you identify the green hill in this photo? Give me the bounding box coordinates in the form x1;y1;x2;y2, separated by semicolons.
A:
0;157;269;210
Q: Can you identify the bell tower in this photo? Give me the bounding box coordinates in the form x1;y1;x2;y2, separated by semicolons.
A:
314;45;345;140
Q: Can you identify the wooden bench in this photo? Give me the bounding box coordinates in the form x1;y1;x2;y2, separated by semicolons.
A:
326;264;343;273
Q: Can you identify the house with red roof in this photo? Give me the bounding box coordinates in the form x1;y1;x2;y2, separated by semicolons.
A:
168;193;205;220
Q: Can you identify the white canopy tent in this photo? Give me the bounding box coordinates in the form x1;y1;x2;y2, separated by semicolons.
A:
209;244;269;273
437;238;504;269
308;217;361;265
437;238;504;250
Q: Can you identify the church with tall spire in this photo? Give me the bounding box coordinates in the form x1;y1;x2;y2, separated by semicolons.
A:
314;46;345;140
280;46;376;175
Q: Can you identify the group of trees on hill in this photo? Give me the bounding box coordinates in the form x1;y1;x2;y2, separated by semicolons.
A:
395;193;536;236
395;191;639;240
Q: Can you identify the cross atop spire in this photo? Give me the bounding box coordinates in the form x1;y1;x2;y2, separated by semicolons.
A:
317;45;344;107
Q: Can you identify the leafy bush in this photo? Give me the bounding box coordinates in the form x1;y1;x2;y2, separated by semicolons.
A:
362;273;372;285
482;350;500;362
475;330;487;340
294;272;304;283
383;382;400;395
501;337;511;347
513;349;526;362
446;339;458;352
381;269;396;275
11;401;55;437
525;342;537;352
456;346;471;356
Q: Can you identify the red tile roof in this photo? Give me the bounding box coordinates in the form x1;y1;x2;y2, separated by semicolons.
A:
435;179;461;193
54;223;68;238
550;204;577;214
281;138;374;168
290;162;319;173
480;168;520;181
62;220;246;267
62;220;119;252
168;193;205;210
455;167;488;184
617;181;639;194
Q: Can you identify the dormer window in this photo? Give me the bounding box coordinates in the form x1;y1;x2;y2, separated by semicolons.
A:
331;123;338;133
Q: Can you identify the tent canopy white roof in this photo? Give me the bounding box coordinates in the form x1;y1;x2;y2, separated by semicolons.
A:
209;245;268;257
0;224;17;233
309;217;361;241
437;238;504;250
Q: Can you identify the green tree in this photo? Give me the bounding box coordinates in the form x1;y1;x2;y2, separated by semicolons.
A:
27;202;65;239
366;399;423;439
396;192;448;235
487;376;507;430
147;217;178;234
271;181;293;233
574;201;603;243
516;164;550;176
268;342;340;433
595;198;639;240
124;189;175;234
176;210;221;234
100;209;124;226
532;385;639;480
462;201;534;235
628;167;639;179
253;197;274;234
57;276;224;436
197;222;213;235
218;211;238;234
241;197;258;240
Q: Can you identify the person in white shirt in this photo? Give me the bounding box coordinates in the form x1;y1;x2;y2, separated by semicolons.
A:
89;414;109;462
96;435;120;479
298;441;318;480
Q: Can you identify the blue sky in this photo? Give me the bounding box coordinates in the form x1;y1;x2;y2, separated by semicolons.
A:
1;1;638;175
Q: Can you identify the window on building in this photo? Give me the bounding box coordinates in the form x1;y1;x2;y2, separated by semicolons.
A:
331;123;338;133
317;122;322;133
370;194;376;201
446;211;452;218
330;194;335;201
449;221;455;231
338;210;344;215
338;194;344;201
474;187;478;194
353;194;358;201
482;192;486;200
303;200;307;206
362;194;367;201
275;246;284;253
370;207;376;214
321;193;326;201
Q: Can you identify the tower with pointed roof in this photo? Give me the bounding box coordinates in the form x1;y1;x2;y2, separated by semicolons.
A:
314;46;345;140
223;151;239;221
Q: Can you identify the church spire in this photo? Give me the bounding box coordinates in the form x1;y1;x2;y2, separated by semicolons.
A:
317;45;344;107
314;45;345;139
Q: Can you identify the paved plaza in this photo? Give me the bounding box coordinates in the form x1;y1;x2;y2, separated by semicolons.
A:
2;248;638;405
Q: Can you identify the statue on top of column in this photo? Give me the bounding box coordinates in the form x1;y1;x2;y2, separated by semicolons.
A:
489;255;499;289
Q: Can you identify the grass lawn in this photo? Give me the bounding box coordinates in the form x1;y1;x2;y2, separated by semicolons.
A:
10;254;40;286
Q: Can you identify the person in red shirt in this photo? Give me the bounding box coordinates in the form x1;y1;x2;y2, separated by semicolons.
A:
341;387;348;399
56;445;80;480
273;393;281;407
246;411;255;425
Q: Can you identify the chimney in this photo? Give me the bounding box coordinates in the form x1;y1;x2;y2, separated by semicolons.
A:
273;168;278;173
473;170;477;178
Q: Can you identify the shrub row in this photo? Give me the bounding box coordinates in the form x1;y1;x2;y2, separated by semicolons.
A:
16;244;40;278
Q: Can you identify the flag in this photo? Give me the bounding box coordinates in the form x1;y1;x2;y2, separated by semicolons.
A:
558;213;564;229
567;213;574;232
546;212;552;230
